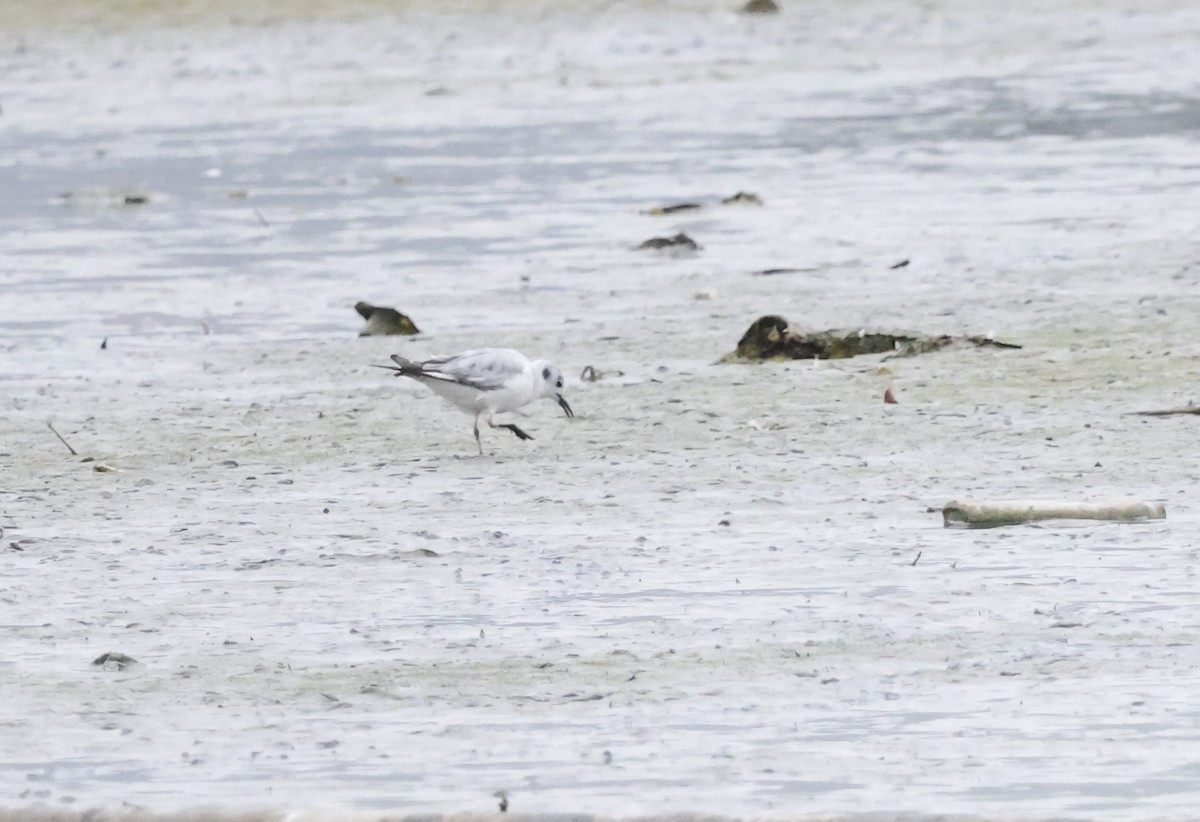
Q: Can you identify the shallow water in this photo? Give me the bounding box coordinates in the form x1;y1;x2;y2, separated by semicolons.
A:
2;0;1200;818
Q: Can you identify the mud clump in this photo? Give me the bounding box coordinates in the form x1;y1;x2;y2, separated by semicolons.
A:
92;651;138;671
742;0;780;13
355;302;420;336
720;315;1021;362
721;191;763;205
636;233;700;252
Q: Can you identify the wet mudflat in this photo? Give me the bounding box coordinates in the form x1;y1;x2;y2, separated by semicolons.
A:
2;0;1200;818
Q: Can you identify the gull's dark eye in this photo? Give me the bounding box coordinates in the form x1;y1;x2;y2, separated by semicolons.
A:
556;379;563;388
542;367;550;379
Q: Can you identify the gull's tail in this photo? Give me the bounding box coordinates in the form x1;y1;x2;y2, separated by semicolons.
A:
371;354;425;378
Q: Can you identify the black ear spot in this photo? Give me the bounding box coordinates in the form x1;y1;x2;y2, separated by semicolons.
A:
542;367;551;379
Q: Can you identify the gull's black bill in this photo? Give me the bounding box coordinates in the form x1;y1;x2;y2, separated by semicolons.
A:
557;394;574;419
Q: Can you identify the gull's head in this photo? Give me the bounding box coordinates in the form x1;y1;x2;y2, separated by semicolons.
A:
536;361;573;418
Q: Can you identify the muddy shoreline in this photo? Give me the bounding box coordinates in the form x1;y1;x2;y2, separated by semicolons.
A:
2;0;1199;817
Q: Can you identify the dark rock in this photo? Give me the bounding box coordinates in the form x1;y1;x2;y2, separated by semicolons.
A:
742;0;779;13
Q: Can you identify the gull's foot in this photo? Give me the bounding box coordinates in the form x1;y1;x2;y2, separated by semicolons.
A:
500;424;533;441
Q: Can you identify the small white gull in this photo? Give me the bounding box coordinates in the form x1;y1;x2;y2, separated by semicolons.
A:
376;348;573;454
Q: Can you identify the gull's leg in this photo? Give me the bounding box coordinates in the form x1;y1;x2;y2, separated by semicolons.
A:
489;416;533;441
473;412;484;455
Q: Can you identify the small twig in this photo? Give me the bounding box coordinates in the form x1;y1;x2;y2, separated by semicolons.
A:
253;207;269;227
47;422;78;456
1129;407;1200;417
910;550;922;566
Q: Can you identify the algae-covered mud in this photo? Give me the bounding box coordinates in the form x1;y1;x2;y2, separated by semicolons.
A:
718;315;1022;362
2;0;1200;819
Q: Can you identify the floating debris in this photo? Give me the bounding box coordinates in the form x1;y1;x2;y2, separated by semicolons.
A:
92;652;138;671
719;315;1021;362
943;499;1166;529
94;463;117;473
1129;405;1200;417
647;192;763;214
355;302;420;337
889;259;911;269
636;233;699;252
742;0;780;12
46;421;78;456
752;267;815;276
57;187;154;210
721;191;763;205
580;365;625;382
646;202;702;215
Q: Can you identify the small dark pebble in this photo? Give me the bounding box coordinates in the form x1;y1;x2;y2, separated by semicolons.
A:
100;338;108;350
742;0;779;12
